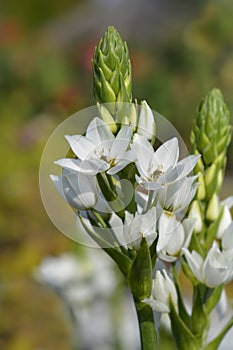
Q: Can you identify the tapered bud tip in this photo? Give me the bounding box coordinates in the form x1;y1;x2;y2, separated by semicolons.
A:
93;26;132;104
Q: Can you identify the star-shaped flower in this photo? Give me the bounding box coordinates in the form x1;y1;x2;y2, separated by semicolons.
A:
131;134;199;190
55;117;135;175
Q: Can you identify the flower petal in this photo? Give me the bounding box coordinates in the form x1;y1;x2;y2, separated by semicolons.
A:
55;158;109;175
182;249;203;282
86;117;114;144
110;124;133;158
176;155;200;179
64;135;94;159
132;134;154;178
143;298;170;313
153;138;179;172
203;243;229;287
50;174;66;200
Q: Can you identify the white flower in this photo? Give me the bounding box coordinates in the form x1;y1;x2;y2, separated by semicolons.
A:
156;176;198;213
144;269;178;313
183;242;233;287
157;211;195;262
110;207;157;249
55;117;135;175
34;253;82;288
50;169;98;210
137;100;156;140
131;134;199;190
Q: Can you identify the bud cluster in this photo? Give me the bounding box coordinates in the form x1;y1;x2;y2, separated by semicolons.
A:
93;26;132;104
189;89;232;250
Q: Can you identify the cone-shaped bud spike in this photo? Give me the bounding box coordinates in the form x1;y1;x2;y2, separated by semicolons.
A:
93;26;132;104
191;88;231;173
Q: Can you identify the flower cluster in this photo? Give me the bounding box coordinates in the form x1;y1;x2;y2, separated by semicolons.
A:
51;105;199;261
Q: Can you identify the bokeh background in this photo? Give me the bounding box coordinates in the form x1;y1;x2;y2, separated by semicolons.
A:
1;0;233;349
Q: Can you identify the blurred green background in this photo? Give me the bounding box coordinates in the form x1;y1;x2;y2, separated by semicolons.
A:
0;0;233;349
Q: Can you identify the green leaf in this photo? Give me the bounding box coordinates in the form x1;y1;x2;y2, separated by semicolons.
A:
169;299;199;350
205;285;223;314
128;237;152;300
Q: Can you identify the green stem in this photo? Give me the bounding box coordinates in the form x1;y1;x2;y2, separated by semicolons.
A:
134;299;157;350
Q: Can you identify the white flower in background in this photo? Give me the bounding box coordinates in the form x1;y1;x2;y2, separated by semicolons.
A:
144;269;178;313
157;211;195;262
50;169;98;210
156;176;198;213
55;117;135;176
131;134;199;190
110;207;157;249
137;100;156;140
183;242;233;288
34;253;83;288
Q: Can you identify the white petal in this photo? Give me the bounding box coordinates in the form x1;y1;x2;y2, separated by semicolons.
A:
165;221;185;256
157;251;178;262
166;177;197;212
135;191;149;213
110;124;133;158
50;174;66;200
157;163;184;186
64;135;94;159
204;244;229;287
86;117;114;143
137;101;156;140
143;298;170;313
107;160;130;175
217;205;232;239
55;158;109;175
182;249;203;282
153;138;179;172
132;134;154;177
109;213;126;246
62;172;97;209
176;155;200;179
157;212;176;251
182;218;195;249
107;150;135;175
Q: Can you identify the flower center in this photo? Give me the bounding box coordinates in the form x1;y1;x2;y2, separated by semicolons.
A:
150;164;164;181
98;147;116;167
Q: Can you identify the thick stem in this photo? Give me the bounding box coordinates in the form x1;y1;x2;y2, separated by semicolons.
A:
134;298;157;350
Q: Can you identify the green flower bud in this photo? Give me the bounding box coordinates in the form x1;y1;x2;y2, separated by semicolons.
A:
197;172;206;200
128;237;152;300
189;200;203;233
93;26;132;104
204;163;218;200
97;103;117;133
